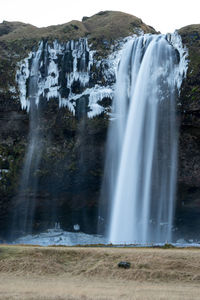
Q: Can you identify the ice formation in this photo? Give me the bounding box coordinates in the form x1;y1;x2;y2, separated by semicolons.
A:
16;38;124;118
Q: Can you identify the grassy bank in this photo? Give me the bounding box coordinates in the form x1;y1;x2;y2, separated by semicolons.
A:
0;245;199;299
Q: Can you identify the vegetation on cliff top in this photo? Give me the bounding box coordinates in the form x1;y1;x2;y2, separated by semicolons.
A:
0;11;155;43
0;11;156;92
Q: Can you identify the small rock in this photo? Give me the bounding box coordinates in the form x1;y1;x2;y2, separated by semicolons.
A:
73;224;80;231
118;261;131;269
82;16;89;22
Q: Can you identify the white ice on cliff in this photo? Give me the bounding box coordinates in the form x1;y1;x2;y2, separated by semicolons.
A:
16;38;123;118
17;34;186;118
16;53;31;110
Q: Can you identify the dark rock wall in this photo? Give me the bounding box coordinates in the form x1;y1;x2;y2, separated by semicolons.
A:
0;93;28;237
0;13;200;240
177;26;200;239
0;92;109;239
0;37;113;239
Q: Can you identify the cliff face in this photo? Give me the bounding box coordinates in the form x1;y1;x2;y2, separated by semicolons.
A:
177;25;200;238
0;11;199;240
0;11;156;239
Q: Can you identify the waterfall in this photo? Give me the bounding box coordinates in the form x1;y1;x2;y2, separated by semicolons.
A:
12;38;116;239
11;43;43;237
106;33;188;245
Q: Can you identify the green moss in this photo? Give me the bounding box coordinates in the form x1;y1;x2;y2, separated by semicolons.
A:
0;142;26;198
191;86;200;93
90;169;102;177
162;243;176;249
67;162;77;172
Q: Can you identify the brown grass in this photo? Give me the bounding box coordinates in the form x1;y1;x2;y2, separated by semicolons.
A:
0;274;199;300
0;245;200;282
0;11;156;44
0;245;200;299
83;11;155;40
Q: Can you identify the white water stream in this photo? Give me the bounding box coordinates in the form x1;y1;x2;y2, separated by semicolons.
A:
107;33;188;244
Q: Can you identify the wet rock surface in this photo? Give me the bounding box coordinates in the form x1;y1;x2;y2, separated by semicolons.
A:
176;25;200;239
0;12;199;240
0;11;155;239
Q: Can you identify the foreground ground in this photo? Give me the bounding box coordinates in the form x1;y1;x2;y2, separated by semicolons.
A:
0;245;199;299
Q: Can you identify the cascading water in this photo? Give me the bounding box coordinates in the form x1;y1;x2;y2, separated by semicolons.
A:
106;33;188;245
11;43;43;237
11;38;115;239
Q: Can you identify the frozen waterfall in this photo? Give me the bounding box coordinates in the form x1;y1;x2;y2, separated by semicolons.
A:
12;37;116;239
106;33;188;244
11;43;43;237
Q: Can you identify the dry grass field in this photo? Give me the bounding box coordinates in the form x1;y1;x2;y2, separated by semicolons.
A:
0;245;199;299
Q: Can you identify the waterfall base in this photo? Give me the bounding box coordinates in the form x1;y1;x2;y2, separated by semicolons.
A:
7;230;200;247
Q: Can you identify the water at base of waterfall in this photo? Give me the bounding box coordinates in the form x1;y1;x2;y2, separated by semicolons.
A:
8;229;200;247
12;228;106;246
